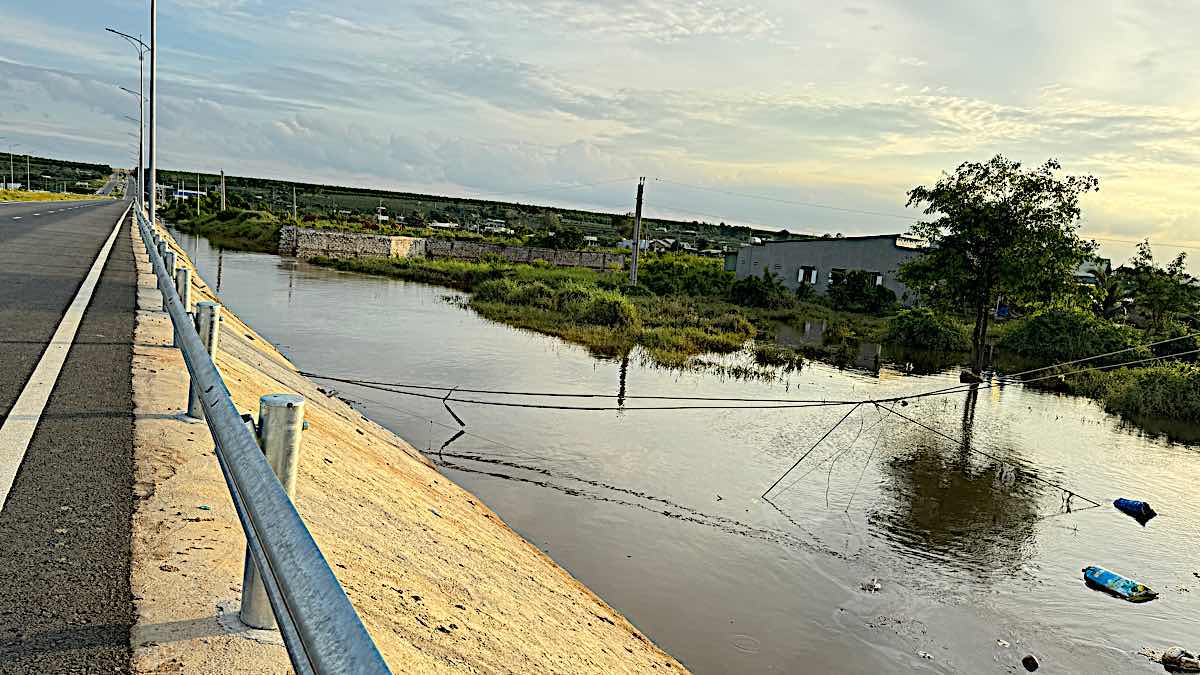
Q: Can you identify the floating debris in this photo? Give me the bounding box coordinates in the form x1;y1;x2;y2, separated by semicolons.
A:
997;639;1010;648
860;578;881;593
1083;566;1158;602
1113;498;1157;526
1022;654;1040;671
918;650;933;660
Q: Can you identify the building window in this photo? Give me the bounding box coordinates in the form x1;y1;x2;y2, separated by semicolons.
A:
773;263;782;271
829;268;847;285
799;266;818;284
874;273;884;286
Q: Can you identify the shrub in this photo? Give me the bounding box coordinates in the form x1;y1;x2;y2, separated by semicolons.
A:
886;307;971;351
638;254;734;297
473;278;517;303
828;270;897;314
1071;362;1200;422
553;283;595;312
709;312;756;337
752;343;805;372
1000;307;1146;365
730;271;793;309
508;281;556;308
579;290;640;329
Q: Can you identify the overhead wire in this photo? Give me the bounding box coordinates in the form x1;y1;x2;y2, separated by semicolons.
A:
875;402;1104;508
303;330;1200;413
653;177;916;221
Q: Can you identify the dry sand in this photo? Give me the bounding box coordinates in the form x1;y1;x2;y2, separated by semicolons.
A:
129;218;687;674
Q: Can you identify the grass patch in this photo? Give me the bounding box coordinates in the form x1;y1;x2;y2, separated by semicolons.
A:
0;189;101;202
166;207;283;253
1063;362;1200;422
999;307;1148;366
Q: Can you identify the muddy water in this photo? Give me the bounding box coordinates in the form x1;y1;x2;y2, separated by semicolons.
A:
174;230;1200;674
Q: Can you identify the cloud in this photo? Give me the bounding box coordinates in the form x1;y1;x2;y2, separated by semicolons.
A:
448;0;779;44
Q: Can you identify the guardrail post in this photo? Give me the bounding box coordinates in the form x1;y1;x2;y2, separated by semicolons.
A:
173;266;191;348
162;250;176;313
187;302;221;419
241;393;306;630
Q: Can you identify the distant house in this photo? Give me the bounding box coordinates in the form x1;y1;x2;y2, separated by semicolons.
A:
483;224;515;235
732;234;926;304
618;239;671;252
428;222;460;230
1075;257;1112;285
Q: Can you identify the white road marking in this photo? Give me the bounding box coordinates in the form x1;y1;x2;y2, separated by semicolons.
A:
0;202;132;510
11;217;20;220
32;213;40;216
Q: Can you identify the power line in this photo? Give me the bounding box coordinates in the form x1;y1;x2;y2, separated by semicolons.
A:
1086;234;1200;254
302;372;847;403
304;331;1200;412
654;177;915;221
876;402;1104;508
325;377;860;412
455;176;638;203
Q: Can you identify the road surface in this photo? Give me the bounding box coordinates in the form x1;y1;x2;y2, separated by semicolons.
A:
96;174;118;196
0;196;137;672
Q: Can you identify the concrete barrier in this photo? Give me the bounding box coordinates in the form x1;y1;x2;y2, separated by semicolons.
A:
279;225;625;271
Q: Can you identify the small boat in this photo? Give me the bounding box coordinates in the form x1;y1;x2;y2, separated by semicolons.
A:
1083;565;1157;602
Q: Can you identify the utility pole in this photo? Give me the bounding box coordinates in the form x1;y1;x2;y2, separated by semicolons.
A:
220;170;226;210
629;176;645;286
149;0;157;227
25;154;30;191
196;174;200;216
292;185;297;219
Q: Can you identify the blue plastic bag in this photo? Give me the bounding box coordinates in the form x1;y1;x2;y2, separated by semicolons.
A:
1113;497;1157;526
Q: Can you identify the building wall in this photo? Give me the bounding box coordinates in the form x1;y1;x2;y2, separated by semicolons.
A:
733;237;923;303
279;226;626;270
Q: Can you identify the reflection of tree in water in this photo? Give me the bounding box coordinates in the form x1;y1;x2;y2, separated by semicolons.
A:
881;345;967;375
870;389;1044;574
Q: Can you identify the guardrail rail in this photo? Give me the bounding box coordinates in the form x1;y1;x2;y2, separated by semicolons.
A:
134;207;390;675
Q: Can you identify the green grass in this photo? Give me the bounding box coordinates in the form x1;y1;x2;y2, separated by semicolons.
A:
1062;362;1200;422
0;189;98;203
165;207;283;253
308;255;759;369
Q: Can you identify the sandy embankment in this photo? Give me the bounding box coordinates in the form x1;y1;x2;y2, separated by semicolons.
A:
129;218;687;674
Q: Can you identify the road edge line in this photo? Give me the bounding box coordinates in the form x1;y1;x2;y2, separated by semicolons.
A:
0;201;133;510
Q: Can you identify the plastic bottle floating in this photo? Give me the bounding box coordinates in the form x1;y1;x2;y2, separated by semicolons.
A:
1082;566;1158;602
1113;498;1157;526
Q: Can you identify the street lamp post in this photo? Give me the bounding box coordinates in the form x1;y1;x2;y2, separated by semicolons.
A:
7;143;19;189
106;26;149;210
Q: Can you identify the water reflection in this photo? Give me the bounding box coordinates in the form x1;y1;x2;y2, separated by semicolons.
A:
872;388;1043;575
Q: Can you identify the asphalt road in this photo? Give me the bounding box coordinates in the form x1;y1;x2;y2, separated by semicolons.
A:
96;174;118;196
0;197;136;673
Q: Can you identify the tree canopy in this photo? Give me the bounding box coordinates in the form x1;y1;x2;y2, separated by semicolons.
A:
899;155;1099;372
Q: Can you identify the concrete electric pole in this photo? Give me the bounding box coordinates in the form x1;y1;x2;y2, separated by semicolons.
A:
149;0;157;227
292;185;297;219
220;170;226;210
629;177;645;286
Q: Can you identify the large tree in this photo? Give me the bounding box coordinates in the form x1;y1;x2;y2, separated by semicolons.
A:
900;155;1099;373
1125;240;1199;330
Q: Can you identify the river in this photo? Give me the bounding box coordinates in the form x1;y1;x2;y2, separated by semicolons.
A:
172;229;1199;673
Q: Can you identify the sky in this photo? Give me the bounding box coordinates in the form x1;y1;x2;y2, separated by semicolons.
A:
4;0;1200;268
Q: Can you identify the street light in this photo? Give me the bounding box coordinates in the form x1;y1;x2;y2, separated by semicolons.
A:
106;26;149;210
6;142;20;190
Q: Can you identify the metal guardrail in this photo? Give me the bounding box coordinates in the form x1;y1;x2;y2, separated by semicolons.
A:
133;208;390;675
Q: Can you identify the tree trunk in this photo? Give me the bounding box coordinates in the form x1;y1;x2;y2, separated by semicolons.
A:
971;301;992;374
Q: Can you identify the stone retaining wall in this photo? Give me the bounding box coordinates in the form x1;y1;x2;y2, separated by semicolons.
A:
279;225;625;270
